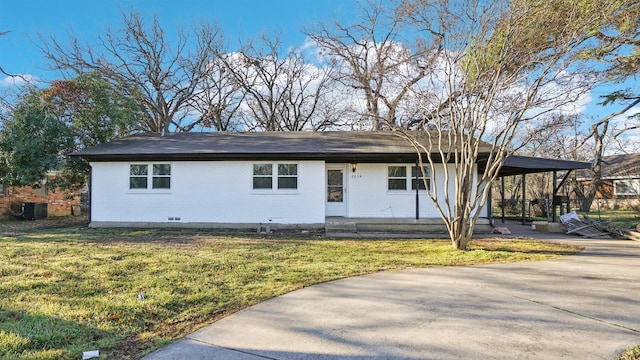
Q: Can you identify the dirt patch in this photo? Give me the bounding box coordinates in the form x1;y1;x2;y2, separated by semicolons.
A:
0;215;89;235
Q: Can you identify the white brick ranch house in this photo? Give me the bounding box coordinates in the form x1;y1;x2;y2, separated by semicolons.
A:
72;131;589;233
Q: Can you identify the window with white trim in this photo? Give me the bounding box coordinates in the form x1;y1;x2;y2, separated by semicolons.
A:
253;163;298;190
253;163;273;189
388;165;431;191
614;179;640;196
387;166;407;190
129;163;171;190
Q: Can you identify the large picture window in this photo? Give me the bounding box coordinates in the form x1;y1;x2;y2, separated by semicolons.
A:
130;163;171;190
253;163;298;190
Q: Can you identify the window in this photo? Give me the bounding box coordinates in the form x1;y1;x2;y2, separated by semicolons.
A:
253;163;298;190
278;164;298;189
388;166;407;190
35;186;48;196
130;164;148;189
35;179;48;196
0;183;4;196
614;179;640;196
253;163;273;189
388;165;432;191
130;163;171;190
412;166;431;190
152;164;171;189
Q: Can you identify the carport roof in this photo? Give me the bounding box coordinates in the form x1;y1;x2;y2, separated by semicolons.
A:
497;155;591;177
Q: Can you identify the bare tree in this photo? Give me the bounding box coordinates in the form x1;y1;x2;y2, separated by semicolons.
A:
37;11;224;133
567;1;640;211
572;97;640;211
0;30;32;113
191;54;245;132
390;0;617;249
305;0;436;130
0;30;15;79
221;33;338;131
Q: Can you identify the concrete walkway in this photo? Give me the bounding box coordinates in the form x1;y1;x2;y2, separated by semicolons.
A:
144;226;640;359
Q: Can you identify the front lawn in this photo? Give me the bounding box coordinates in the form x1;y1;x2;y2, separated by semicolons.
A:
0;220;581;359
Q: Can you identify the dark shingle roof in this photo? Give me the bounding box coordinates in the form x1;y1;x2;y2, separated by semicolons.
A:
71;131;490;162
575;153;640;180
71;131;591;175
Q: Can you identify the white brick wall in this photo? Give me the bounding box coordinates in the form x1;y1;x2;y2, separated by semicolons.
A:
346;163;487;218
90;161;325;225
346;163;437;218
90;160;487;225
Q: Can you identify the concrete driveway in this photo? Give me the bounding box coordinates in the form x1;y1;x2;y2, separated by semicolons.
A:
145;229;640;359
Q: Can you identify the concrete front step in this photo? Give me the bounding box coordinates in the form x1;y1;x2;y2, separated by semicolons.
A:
324;218;493;235
325;221;357;233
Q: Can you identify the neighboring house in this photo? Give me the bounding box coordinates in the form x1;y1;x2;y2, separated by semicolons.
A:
0;173;82;218
72;131;589;232
575;153;640;208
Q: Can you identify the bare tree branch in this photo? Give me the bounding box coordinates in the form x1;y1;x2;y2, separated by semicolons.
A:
36;11;224;133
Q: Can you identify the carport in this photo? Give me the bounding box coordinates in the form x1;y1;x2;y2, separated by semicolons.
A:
493;155;592;224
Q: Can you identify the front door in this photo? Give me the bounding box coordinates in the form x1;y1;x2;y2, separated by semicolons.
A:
326;166;347;216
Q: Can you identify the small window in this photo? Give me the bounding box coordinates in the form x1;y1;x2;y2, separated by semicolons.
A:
388;166;407;190
253;163;273;189
34;179;48;196
35;186;47;196
412;166;431;190
278;164;298;189
614;179;640;196
130;164;148;189
0;183;5;196
152;164;171;189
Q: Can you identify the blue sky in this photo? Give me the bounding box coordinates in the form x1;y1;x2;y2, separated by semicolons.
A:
1;0;355;78
1;0;638;147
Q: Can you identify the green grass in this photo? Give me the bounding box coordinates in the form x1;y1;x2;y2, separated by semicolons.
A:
491;208;640;233
0;222;582;359
619;345;640;360
578;209;640;229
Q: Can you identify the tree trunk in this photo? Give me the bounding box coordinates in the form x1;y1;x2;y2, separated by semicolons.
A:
579;196;595;212
450;218;472;250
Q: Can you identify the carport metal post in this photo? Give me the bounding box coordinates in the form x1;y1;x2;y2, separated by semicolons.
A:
415;160;419;220
487;182;493;223
521;173;526;225
552;170;557;223
501;176;506;223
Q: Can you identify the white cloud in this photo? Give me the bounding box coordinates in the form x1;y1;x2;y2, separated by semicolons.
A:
0;74;38;87
610;105;640;129
607;105;640;153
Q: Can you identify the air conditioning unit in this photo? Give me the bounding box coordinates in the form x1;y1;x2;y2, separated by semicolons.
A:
23;203;48;220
